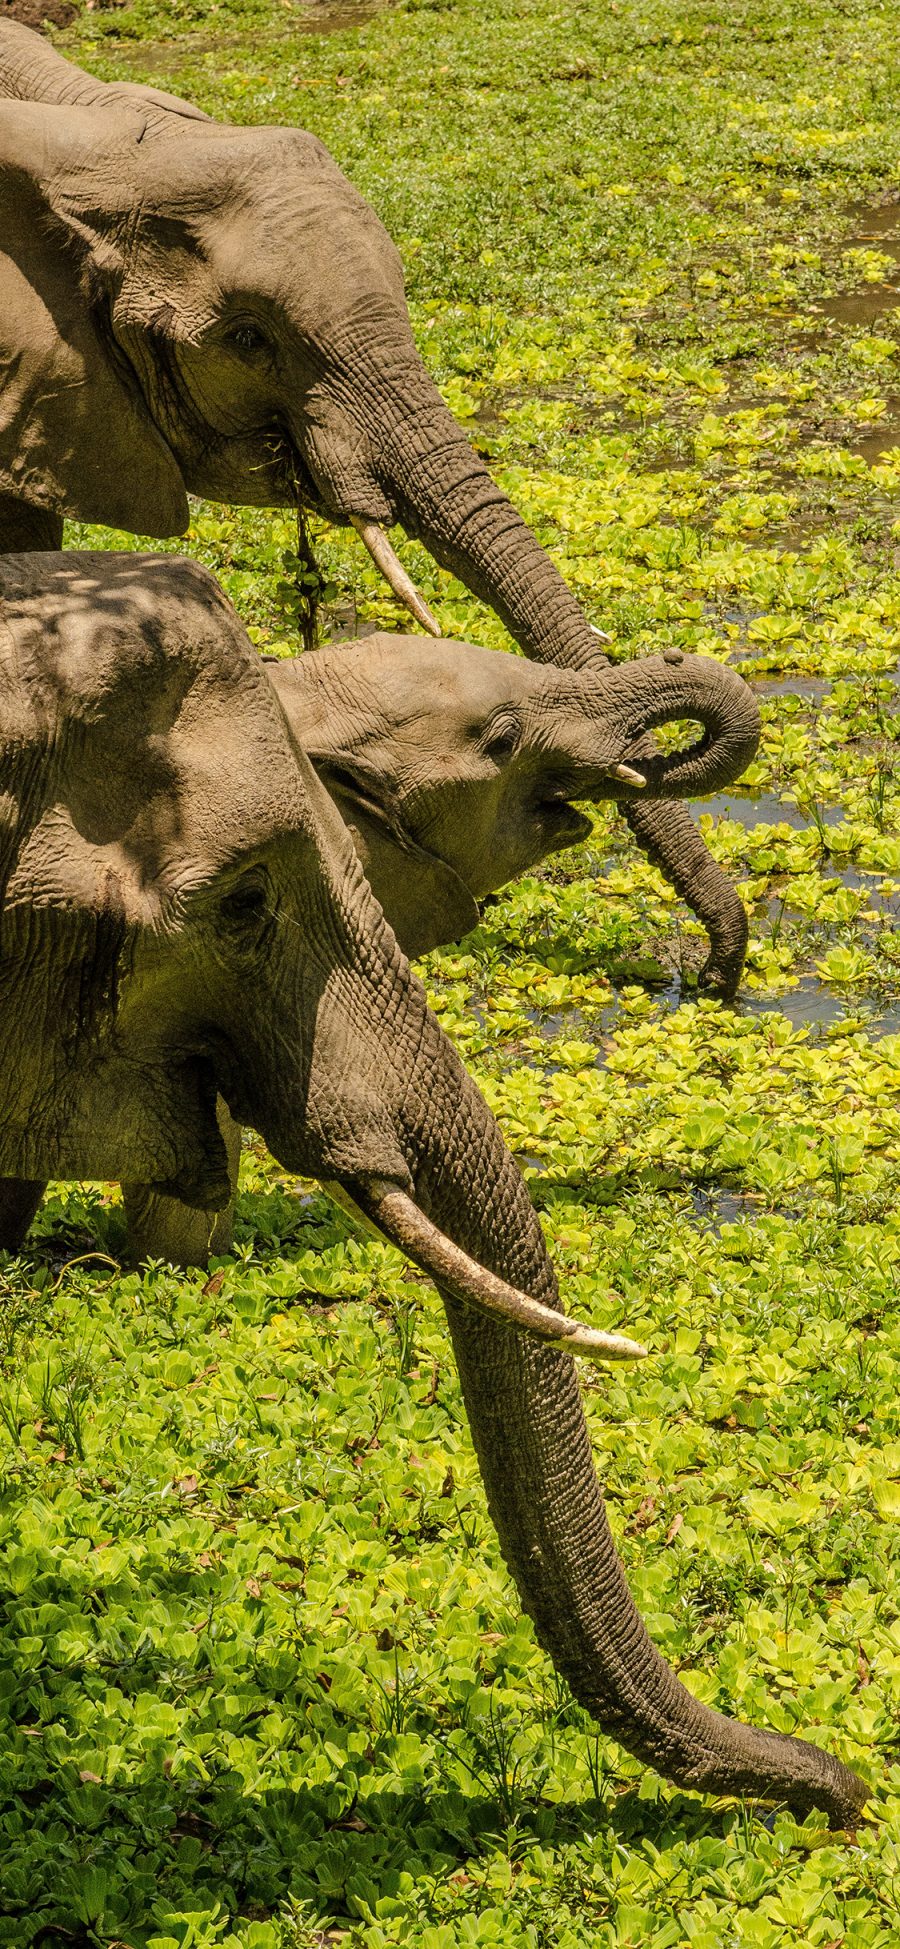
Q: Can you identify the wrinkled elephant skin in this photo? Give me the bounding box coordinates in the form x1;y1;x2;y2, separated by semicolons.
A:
0;549;866;1825
0;19;747;992
126;624;760;1256
275;632;760;956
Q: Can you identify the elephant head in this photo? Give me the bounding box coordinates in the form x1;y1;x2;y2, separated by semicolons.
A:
0;22;747;994
0;547;865;1827
270;632;760;957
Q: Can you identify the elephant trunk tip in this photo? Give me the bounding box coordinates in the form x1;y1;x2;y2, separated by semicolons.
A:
340;1175;646;1363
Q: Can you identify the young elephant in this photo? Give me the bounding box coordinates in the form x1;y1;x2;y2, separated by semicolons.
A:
0;548;865;1826
125;628;759;1263
0;19;746;994
275;631;760;958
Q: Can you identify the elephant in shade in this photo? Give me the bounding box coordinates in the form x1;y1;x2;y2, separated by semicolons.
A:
0;20;747;995
0;546;863;1827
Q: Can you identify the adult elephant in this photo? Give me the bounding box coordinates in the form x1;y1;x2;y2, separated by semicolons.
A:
0;547;865;1827
0;20;748;995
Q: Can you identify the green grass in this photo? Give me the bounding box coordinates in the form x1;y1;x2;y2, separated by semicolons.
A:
4;0;900;1942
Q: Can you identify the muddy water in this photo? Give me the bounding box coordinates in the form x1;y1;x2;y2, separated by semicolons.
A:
816;194;900;327
691;1185;760;1230
753;676;831;702
818;285;900;328
699;790;843;830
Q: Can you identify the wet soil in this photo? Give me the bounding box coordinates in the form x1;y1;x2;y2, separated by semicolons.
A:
2;0;75;27
103;0;392;68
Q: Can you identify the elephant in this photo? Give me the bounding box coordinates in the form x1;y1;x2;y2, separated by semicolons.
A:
122;616;761;1265
0;19;748;996
273;628;761;958
0;546;865;1826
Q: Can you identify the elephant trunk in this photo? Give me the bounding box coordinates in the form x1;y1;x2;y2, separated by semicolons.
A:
372;364;604;674
590;652;760;801
320;348;753;995
334;992;866;1827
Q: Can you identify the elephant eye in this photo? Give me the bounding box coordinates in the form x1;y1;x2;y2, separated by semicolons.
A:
480;712;522;765
219;868;273;942
226;321;271;359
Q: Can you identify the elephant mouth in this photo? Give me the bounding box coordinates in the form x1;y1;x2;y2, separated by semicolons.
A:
146;1054;235;1210
264;425;328;514
532;790;594;846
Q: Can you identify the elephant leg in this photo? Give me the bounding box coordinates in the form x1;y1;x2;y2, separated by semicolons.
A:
0;495;64;552
0;1179;47;1252
122;1100;242;1269
623;797;748;1001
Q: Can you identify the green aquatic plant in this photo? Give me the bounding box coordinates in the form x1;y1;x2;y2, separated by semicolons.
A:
2;0;900;1940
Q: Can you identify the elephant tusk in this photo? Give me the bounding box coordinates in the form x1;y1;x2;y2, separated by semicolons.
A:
589;624;612;643
330;1177;647;1365
612;763;647;788
351;516;442;637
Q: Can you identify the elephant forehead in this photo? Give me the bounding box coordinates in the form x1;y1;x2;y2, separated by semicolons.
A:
345;635;541;726
201;177;404;316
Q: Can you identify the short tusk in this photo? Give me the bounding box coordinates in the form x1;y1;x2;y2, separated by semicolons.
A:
612;763;647;788
328;1177;647;1365
590;624;612;643
351;515;442;637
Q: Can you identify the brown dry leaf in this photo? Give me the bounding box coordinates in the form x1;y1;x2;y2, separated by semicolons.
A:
246;1577;262;1598
664;1512;684;1546
172;1474;199;1497
202;1269;226;1297
79;1770;102;1784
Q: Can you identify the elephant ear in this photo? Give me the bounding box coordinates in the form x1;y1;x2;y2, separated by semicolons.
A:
0;100;188;535
310;752;480;959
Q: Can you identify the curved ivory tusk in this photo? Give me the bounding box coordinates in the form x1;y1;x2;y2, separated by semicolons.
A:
329;1177;647;1365
351;516;442;637
612;763;647;788
589;624;612;643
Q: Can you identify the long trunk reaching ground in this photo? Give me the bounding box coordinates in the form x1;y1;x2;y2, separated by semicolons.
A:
377;1014;868;1826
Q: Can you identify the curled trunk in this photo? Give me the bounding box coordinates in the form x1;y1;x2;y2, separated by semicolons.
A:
593;651;760;801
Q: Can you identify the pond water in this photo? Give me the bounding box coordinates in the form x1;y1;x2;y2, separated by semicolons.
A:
814;194;900;327
698;791;843;829
753;676;832;702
